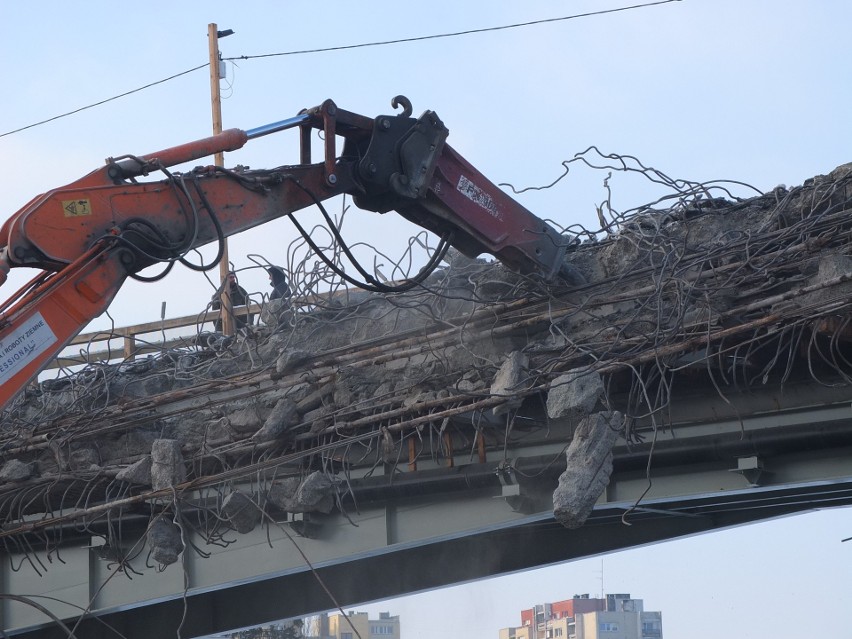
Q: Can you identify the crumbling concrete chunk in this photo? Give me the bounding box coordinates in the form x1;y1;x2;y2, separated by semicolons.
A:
225;404;264;434
266;477;301;511
148;518;183;566
140;374;173;396
116;456;152;486
546;370;604;421
456;370;487;394
334;385;353;408
99;430;158;463
795;254;852;310
69;447;100;471
402;393;424;408
296;384;334;413
267;472;337;514
0;459;34;482
381;428;400;464
303;405;331;423
276;349;311;375
553;411;623;529
252;398;299;443
150;439;186;490
294;472;337;514
222;490;261;533
261;299;292;327
490;351;529;416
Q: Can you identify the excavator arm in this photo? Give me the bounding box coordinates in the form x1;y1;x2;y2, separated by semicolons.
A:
0;96;569;410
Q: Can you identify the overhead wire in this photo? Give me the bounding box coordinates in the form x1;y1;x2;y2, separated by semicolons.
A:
0;64;209;139
0;0;683;139
225;0;682;62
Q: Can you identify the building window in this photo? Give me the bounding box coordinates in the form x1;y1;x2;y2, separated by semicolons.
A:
370;625;394;635
342;634;353;639
600;622;619;632
554;628;564;637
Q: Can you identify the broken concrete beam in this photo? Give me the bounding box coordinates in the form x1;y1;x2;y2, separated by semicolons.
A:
546;369;604;421
222;490;261;533
148;518;183;566
490;351;529;416
252;398;299;443
150;439;186;490
116;456;152;486
553;411;623;529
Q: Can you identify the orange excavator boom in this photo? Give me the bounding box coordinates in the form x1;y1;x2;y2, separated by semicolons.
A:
0;97;570;410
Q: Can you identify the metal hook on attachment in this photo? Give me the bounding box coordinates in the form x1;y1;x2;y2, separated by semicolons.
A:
391;95;413;118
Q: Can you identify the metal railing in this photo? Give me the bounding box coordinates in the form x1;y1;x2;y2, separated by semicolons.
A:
45;283;363;373
46;303;263;372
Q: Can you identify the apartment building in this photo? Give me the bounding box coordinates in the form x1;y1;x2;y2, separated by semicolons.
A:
500;593;662;639
327;611;400;639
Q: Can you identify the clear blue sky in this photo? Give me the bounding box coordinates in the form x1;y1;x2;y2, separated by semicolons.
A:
2;2;851;637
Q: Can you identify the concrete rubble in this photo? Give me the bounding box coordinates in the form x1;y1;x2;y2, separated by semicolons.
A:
0;163;851;560
148;518;184;566
0;459;33;482
223;490;262;534
151;439;187;490
546;370;604;421
490;351;529;416
553;411;624;529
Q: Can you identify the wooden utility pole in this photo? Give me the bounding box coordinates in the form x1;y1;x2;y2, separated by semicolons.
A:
208;23;234;335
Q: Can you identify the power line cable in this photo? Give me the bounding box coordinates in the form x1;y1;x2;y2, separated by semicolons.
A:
225;0;682;61
0;0;681;139
0;63;209;139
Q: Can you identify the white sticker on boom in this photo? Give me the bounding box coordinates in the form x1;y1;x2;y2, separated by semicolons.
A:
0;312;58;385
457;175;502;220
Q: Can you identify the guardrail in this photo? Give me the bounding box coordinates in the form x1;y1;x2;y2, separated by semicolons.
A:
43;281;382;375
46;303;264;371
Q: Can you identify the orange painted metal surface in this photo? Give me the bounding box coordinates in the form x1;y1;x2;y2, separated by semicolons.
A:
0;243;128;409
